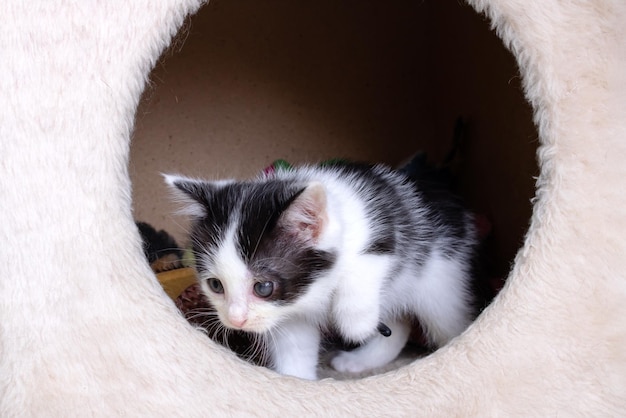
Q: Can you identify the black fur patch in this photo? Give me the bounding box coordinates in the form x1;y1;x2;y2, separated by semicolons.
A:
187;185;241;256
251;245;336;304
417;185;474;257
236;181;304;263
245;188;337;303
364;236;395;254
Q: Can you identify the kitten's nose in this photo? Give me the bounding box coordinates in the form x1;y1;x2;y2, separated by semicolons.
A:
228;305;248;328
228;316;247;328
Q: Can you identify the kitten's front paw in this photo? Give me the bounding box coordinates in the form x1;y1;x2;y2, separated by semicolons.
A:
334;309;379;343
330;350;371;374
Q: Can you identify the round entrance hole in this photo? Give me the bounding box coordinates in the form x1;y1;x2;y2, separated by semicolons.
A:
130;0;538;379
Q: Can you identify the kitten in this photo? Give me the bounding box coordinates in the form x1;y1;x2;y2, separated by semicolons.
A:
165;162;480;380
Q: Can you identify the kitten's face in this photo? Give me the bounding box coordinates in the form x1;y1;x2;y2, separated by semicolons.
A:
196;244;278;333
195;231;316;333
166;175;335;333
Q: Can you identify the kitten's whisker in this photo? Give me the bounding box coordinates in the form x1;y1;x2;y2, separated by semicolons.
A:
265;329;280;369
220;327;229;349
246;333;268;365
241;337;259;361
184;307;217;316
184;310;218;322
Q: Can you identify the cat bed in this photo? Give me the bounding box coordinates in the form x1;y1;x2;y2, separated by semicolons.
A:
2;0;626;415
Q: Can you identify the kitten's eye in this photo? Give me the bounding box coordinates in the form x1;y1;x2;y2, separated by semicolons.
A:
253;281;274;298
207;278;224;294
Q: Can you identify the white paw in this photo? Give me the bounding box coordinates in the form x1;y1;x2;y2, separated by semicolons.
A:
274;361;318;380
330;350;371;374
334;308;379;343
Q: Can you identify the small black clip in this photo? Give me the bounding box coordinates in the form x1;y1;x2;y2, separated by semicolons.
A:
377;322;392;337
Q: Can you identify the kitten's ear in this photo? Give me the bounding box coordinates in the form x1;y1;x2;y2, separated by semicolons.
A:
280;182;328;244
162;174;213;218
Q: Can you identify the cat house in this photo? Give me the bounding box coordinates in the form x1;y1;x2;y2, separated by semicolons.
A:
2;0;626;415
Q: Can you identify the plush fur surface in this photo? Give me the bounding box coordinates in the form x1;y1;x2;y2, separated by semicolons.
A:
1;0;626;416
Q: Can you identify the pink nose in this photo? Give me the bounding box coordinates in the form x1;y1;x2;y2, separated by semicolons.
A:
228;316;247;328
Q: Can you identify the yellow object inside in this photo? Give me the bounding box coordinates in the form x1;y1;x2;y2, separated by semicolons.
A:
156;267;198;300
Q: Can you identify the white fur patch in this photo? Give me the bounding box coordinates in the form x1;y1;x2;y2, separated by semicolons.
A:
391;249;473;346
331;253;393;343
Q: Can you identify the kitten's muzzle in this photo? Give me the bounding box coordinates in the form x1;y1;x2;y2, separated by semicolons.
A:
228;317;248;328
227;304;249;329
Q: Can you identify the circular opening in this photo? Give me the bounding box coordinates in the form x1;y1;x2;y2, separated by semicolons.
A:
130;0;538;379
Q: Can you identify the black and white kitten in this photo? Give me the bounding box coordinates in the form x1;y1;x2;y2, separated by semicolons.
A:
165;162;479;380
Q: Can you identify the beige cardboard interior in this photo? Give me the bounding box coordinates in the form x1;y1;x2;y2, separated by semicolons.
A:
130;0;537;275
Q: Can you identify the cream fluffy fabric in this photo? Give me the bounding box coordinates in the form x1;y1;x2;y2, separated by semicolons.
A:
2;0;626;416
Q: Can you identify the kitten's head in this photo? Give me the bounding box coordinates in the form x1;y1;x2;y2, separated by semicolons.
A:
165;174;336;333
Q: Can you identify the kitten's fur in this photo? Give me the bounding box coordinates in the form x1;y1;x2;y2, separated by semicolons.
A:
166;162;479;380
